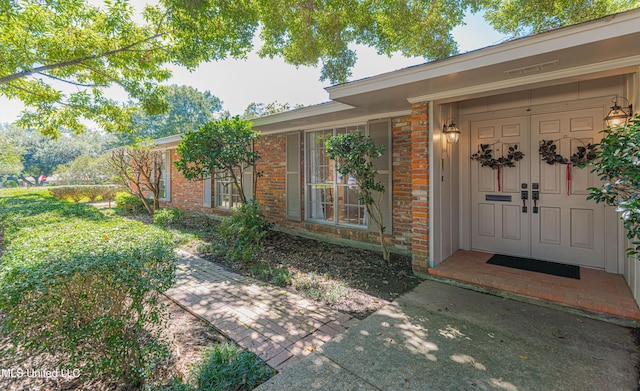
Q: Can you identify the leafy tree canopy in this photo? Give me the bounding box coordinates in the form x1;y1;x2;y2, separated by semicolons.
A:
116;84;224;146
0;134;23;176
53;154;115;185
243;101;303;119
174;116;259;204
2;0;636;136
0;123;115;185
483;0;638;36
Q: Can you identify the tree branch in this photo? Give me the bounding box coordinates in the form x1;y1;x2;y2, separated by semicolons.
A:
36;72;107;88
0;32;168;85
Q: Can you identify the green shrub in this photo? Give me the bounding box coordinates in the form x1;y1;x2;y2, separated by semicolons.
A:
193;343;274;391
216;202;271;263
2;179;18;188
143;343;274;391
153;207;184;227
115;192;152;215
48;185;120;203
0;191;177;385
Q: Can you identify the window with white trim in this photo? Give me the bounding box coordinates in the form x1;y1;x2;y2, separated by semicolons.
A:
306;125;367;227
214;171;242;209
159;152;170;200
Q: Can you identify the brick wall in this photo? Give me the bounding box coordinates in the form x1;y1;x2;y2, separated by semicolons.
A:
255;133;287;224
159;150;214;214
161;109;431;270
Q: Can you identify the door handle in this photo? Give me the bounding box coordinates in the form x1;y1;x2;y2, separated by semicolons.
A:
532;191;539;213
521;190;528;213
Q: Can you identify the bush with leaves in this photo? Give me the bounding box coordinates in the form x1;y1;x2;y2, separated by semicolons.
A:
588;115;640;257
153;207;185;227
2;179;18;188
48;185;120;203
143;342;274;391
192;343;274;391
175;116;260;204
115;192;153;215
216;201;271;263
0;190;177;385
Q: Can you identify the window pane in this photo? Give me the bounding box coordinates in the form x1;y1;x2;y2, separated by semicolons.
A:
308;185;334;222
306;127;366;226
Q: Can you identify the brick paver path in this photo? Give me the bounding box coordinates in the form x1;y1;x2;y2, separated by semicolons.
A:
166;250;360;371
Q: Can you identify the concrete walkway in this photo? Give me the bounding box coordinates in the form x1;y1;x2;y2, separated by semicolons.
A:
257;279;639;390
165;250;359;371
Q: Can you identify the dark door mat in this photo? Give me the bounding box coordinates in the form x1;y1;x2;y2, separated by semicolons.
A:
487;254;580;279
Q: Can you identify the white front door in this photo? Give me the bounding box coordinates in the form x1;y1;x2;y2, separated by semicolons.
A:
470;107;608;269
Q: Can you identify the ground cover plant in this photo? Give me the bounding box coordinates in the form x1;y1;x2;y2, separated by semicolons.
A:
0;188;177;386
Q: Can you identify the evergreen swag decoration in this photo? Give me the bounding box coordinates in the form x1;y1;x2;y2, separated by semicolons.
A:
471;143;524;191
538;139;598;195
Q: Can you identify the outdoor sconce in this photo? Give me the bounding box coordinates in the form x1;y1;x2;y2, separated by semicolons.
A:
443;119;461;144
604;96;632;128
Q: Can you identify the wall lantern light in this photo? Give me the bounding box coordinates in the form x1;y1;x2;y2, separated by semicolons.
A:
604;96;632;128
443;119;461;144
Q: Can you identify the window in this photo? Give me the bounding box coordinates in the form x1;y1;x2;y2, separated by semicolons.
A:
215;172;242;209
306;125;367;227
159;152;170;200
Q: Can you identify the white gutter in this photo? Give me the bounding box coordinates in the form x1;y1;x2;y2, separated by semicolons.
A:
153;134;183;146
251;101;354;127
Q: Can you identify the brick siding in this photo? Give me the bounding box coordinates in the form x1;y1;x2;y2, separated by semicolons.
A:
161;103;431;272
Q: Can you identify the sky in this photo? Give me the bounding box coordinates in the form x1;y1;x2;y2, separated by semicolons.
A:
0;12;507;124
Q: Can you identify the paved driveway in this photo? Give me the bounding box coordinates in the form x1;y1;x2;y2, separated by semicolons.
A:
257;279;639;390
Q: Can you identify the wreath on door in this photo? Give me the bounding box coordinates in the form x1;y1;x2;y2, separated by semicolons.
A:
471;143;524;191
538;139;598;195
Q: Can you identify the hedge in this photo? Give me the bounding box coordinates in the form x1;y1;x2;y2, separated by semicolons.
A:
0;189;177;385
48;184;120;203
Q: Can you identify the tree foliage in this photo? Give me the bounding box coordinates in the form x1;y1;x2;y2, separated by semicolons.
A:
243;101;303;119
53;154;116;185
108;145;163;214
588;115;640;257
4;0;636;135
483;0;638;36
325;131;389;261
0;123;113;185
0;134;23;176
116;85;224;146
175;116;259;204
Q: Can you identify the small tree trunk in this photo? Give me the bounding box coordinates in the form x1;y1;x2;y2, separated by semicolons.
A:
135;188;153;215
366;201;389;262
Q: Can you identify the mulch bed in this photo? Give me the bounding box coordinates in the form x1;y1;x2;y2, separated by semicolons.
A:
192;230;424;319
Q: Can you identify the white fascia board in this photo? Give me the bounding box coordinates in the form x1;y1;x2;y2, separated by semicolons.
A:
152;134;183;147
407;55;640;103
251;101;354;128
258;109;411;134
327;10;640;100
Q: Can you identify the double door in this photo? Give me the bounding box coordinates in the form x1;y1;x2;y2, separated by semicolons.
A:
470;107;608;269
